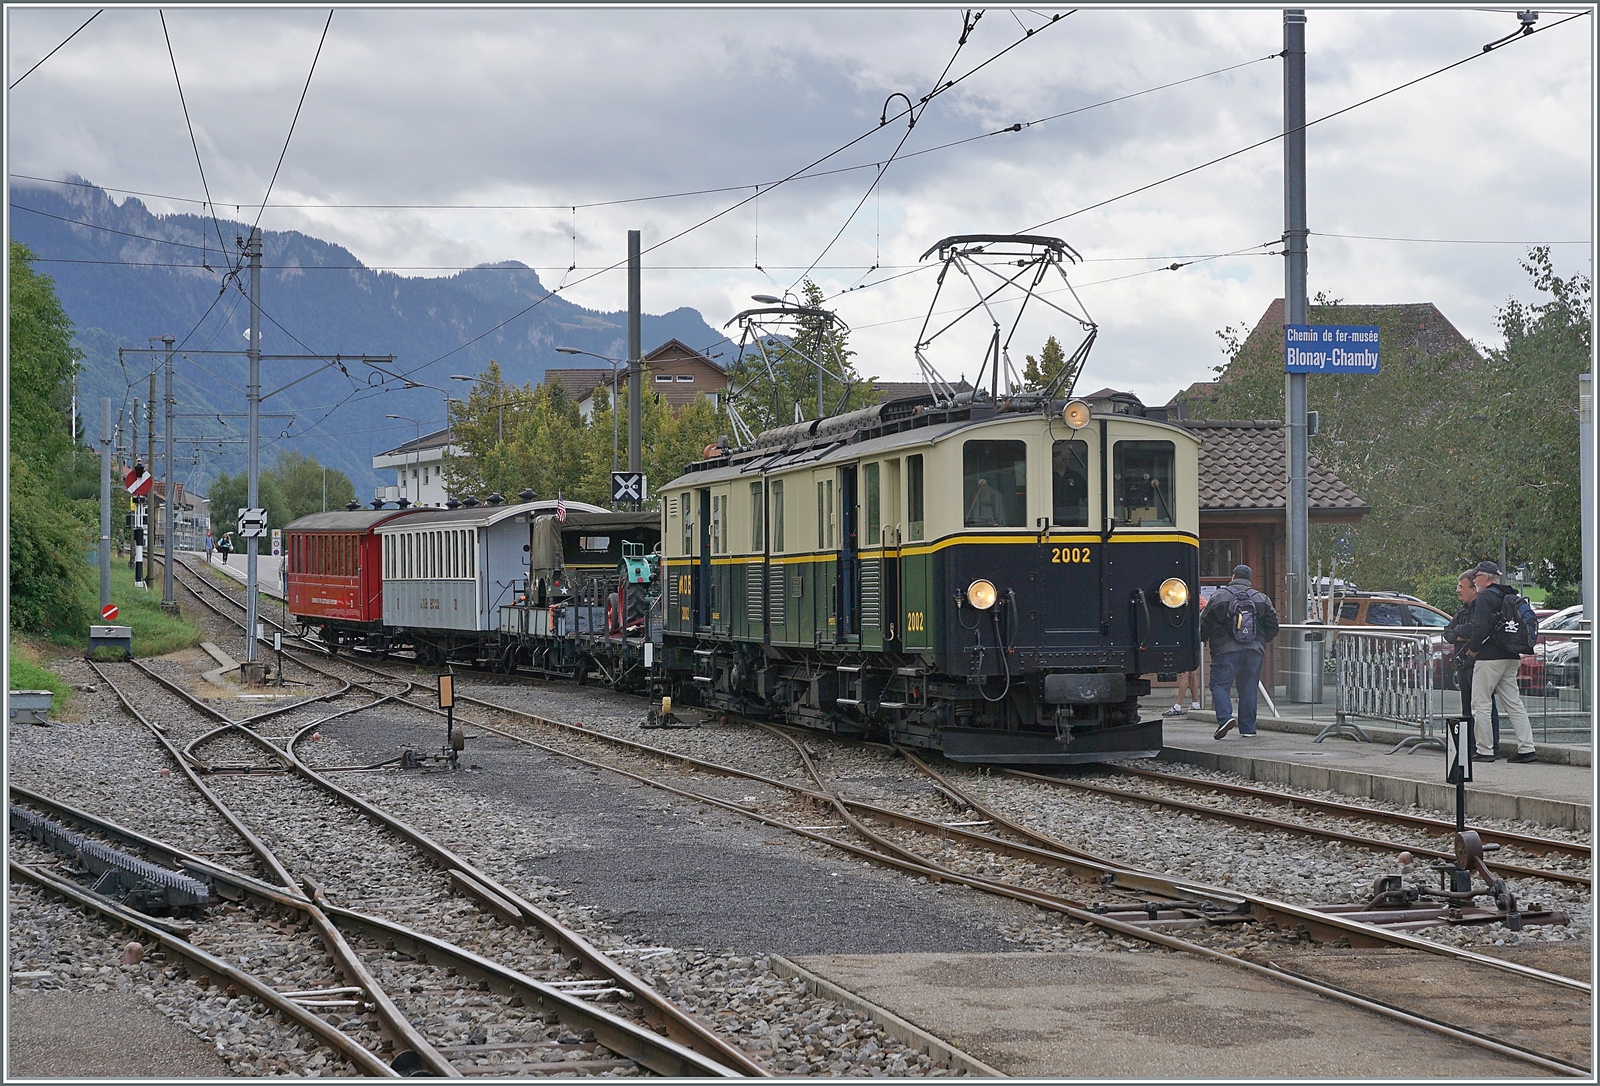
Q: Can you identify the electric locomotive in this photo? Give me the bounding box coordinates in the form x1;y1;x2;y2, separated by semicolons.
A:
657;390;1200;763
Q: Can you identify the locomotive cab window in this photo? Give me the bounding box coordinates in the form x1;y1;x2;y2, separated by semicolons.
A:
963;440;1027;527
1114;440;1176;527
750;482;764;551
1051;440;1090;527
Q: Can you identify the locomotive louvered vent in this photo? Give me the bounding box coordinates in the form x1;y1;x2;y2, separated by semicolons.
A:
747;565;765;624
10;805;211;911
667;569;678;610
768;566;786;626
860;559;881;628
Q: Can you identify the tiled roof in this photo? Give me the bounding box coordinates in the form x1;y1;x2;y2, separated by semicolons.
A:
544;368;613;396
870;379;974;402
1178;419;1369;515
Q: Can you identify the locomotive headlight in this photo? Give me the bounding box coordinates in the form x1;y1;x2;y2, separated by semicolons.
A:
1063;399;1092;429
1159;577;1190;609
966;579;998;611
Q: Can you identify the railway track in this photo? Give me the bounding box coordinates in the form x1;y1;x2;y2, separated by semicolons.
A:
29;640;763;1077
257;645;1586;1074
170;557;1592;1073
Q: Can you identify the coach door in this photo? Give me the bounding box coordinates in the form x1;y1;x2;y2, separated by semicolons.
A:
878;459;903;652
695;487;712;630
836;465;859;642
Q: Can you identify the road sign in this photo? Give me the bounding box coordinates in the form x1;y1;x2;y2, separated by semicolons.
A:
101;603;119;621
612;472;646;504
1285;325;1380;374
124;464;153;496
237;508;269;537
271;528;282;557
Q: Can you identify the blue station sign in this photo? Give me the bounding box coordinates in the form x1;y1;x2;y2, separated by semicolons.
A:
1285;324;1380;374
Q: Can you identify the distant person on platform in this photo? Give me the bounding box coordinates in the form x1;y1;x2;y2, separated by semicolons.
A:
1202;565;1279;739
204;530;215;564
1443;568;1500;756
1464;561;1537;763
217;533;233;565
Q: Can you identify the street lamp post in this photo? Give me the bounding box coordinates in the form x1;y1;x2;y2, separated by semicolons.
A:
555;346;625;490
386;414;420;507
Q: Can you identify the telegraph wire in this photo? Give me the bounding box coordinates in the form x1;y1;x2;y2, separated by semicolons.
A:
9;9;102;90
1021;9;1590;232
251;10;333;234
1313;231;1589;246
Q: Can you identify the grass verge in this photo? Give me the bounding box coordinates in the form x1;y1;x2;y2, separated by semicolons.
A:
49;563;203;657
8;639;71;719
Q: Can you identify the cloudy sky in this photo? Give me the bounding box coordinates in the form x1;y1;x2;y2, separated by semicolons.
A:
7;5;1594;408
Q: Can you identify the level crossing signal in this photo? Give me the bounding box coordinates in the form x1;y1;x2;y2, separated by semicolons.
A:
612;472;646;504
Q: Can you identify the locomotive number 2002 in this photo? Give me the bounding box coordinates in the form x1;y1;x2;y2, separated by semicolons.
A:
1051;546;1092;564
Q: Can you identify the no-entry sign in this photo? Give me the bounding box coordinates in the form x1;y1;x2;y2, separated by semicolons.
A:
101;603;119;621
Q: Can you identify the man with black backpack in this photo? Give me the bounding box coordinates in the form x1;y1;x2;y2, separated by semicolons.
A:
1202;565;1280;739
1465;561;1538;763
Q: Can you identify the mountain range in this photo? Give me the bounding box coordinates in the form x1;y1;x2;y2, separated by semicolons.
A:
9;178;721;491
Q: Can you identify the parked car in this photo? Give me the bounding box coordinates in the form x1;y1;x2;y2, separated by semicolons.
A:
1539;604;1586;636
1322;593;1452;629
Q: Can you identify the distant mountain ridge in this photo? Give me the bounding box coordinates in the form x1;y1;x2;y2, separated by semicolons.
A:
9;178;722;490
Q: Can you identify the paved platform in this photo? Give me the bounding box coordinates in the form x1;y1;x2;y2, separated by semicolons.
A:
193;549;285;600
790;950;1560;1078
7;985;228;1077
1150;708;1593;832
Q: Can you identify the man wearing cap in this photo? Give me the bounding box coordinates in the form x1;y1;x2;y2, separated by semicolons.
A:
1464;561;1537;763
1201;565;1280;739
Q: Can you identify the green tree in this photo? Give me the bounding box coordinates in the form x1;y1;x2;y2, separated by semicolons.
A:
270;450;355;519
1191;250;1589;595
208;470;292;537
726;278;877;433
1021;335;1080;394
577;379;727;506
8;242;91;634
9;241;80;474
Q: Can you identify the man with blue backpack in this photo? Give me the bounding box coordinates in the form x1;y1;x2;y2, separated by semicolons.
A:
1202;565;1280;739
1464;560;1539;763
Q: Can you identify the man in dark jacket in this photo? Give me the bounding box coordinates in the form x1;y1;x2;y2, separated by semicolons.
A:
1464;561;1536;762
1201;565;1280;739
1443;569;1500;756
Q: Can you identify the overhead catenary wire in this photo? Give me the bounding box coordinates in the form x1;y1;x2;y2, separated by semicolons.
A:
251;10;333;234
159;11;233;265
9;9;102;90
1020;9;1590;233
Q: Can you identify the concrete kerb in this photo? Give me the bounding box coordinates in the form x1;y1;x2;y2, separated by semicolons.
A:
767;954;1003;1077
1156;742;1591;833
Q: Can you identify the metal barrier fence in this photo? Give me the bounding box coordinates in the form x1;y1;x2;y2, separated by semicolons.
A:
1265;623;1591;752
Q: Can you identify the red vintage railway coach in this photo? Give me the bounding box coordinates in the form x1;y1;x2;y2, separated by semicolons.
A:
285;508;421;644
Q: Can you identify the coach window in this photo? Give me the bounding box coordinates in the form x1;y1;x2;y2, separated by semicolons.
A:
750;482;765;551
681;496;694;556
710;495;723;555
816;478;835;550
907;455;924;541
1051;440;1090;527
771;480;785;552
963;440;1027;527
864;462;881;547
1113;440;1176;527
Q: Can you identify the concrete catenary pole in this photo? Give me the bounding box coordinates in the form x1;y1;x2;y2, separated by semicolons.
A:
1581;374;1592;622
99;398;112;613
245;228;263;674
627;230;642;496
163;334;176;610
1283;9;1312;702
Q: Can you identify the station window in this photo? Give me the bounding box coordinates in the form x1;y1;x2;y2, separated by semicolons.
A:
907;455;924;542
963;440;1027;527
771;480;785;552
1113;440;1176;527
1052;440;1090;527
864;462;881;547
1200;539;1242;579
750;482;765;551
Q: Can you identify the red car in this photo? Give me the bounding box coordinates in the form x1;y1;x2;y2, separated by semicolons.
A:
286;507;423;646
